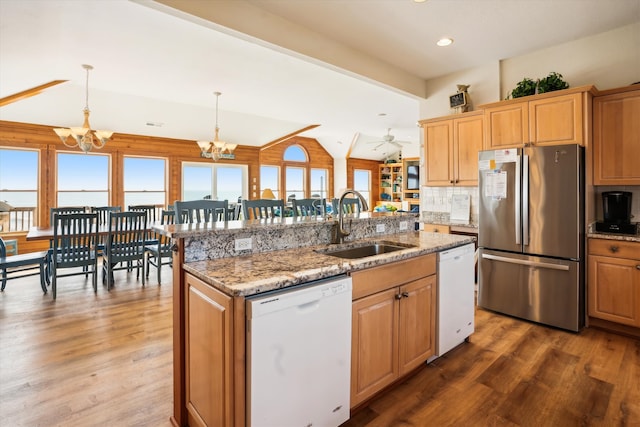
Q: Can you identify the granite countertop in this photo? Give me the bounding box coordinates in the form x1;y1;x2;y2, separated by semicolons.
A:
587;222;640;243
183;231;475;297
587;232;640;243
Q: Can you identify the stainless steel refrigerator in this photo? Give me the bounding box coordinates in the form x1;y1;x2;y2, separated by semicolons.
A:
478;144;585;332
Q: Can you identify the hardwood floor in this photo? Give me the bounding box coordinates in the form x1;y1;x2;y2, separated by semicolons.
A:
1;269;639;426
0;268;174;427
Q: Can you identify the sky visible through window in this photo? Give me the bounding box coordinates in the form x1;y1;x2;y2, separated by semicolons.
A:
0;149;38;206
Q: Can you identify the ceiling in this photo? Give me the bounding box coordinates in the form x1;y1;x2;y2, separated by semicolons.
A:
1;0;638;160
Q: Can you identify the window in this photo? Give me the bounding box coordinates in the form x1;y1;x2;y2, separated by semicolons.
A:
260;165;280;199
353;169;371;207
182;162;247;202
310;168;328;198
285;166;305;200
0;148;38;231
283;145;307;162
57;152;110;207
123;156;167;208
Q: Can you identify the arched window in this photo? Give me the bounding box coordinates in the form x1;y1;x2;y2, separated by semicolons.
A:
283;145;307;162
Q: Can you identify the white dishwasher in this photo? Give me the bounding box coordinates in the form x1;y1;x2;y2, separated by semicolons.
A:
246;275;352;427
436;243;475;357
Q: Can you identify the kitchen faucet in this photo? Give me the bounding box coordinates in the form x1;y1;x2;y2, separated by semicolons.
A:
335;189;369;244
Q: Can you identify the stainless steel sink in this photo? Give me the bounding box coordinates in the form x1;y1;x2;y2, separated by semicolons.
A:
316;240;415;259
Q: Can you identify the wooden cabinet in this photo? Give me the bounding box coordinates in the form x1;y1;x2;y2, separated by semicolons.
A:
421;111;483;186
481;86;594;149
593;86;640;185
350;254;436;407
483;101;528;149
379;163;403;202
588;239;640;327
422;223;450;234
185;273;235;427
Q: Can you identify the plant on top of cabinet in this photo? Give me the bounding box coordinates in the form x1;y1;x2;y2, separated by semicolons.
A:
509;72;569;99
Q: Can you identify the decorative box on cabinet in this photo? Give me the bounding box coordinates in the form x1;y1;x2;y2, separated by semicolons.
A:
420;111;483;187
480;85;595;149
593;85;640;185
350;254;436;407
588;239;640;328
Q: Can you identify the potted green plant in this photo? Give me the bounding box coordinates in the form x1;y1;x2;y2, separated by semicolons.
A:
509;72;569;99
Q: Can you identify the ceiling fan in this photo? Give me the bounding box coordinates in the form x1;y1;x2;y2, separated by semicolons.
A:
370;128;411;151
0;80;68;107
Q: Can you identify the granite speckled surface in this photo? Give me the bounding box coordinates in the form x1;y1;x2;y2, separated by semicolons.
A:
587;222;640;243
183;231;475;297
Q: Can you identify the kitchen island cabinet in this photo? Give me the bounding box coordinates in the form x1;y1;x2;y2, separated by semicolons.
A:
161;214;474;427
350;254;436;407
588;238;640;330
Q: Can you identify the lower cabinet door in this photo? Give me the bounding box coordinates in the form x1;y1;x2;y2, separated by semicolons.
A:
185;274;234;427
398;276;436;376
589;255;640;327
351;287;399;407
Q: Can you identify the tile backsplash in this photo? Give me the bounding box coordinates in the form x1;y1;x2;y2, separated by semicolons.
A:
421;186;479;225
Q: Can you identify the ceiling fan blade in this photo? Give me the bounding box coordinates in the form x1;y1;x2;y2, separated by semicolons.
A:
372;142;385;151
0;80;68;107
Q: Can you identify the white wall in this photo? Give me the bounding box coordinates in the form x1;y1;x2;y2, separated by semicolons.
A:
418;22;640;121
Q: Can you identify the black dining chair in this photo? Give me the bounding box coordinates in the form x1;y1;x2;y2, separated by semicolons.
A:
101;211;147;289
242;199;285;220
0;236;49;294
50;206;86;226
174;200;228;224
50;212;99;299
91;206;122;255
145;209;175;284
291;198;327;217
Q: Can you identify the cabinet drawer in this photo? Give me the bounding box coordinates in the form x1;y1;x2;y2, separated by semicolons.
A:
423;224;450;234
589;239;640;259
351;254;436;300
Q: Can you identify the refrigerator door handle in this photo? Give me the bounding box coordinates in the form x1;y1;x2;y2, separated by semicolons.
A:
515;155;521;245
522;155;530;246
482;253;570;271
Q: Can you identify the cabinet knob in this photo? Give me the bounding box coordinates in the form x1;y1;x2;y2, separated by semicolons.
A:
636;265;640;270
395;293;403;300
610;245;619;253
402;291;410;298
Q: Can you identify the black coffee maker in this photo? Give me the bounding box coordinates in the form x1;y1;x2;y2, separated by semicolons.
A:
595;191;636;234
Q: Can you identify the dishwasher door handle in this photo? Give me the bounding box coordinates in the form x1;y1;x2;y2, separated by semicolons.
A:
482;253;570;271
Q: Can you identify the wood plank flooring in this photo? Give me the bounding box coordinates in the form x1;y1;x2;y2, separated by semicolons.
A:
1;269;639;426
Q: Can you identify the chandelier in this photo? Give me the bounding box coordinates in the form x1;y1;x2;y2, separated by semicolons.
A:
196;91;237;161
53;64;113;153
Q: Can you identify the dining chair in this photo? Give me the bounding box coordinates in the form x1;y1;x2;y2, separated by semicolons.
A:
242;199;285;220
91;206;122;255
49;206;86;225
128;204;158;224
50;212;99;299
145;210;175;284
174;200;228;224
228;203;242;220
291;198;327;217
331;197;362;215
101;211;147;289
0;236;49;294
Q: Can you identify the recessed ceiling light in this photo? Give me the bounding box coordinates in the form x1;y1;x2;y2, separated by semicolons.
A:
378;113;387;116
414;0;428;3
437;38;454;47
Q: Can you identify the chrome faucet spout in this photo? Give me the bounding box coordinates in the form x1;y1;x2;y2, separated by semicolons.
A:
336;189;369;244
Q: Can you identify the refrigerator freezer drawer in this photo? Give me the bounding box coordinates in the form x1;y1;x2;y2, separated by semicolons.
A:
478;249;584;331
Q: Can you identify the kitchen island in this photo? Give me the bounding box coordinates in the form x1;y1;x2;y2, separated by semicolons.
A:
158;213;474;427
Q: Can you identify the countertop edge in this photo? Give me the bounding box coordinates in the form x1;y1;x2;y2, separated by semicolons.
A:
183;232;475;297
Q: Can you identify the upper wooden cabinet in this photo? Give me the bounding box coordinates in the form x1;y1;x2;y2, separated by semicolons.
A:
593;85;640;185
421;111;483;187
480;86;595;149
